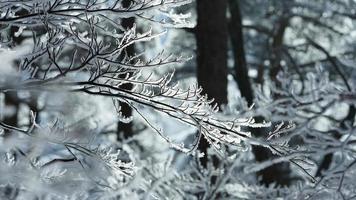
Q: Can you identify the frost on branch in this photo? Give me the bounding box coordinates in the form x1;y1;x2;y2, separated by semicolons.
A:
0;0;277;198
0;0;270;155
0;116;135;197
252;66;356;197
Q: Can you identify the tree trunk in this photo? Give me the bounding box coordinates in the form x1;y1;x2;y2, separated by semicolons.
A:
2;9;29;134
196;0;228;166
117;0;135;139
228;0;253;106
229;1;291;186
3;92;18;133
269;17;289;82
254;16;292;186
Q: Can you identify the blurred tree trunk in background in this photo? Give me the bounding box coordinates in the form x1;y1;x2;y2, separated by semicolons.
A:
196;0;228;166
2;10;28;134
269;16;289;83
229;1;291;186
118;0;135;139
228;0;253;106
256;14;292;186
3;93;18;132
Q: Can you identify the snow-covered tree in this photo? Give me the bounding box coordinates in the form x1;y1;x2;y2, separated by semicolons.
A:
0;0;273;198
1;0;355;199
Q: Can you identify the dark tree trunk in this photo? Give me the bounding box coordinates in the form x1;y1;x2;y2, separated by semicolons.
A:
228;0;253;106
196;0;228;167
2;9;29;134
117;0;135;139
3;92;18;132
251;140;292;186
269;17;289;82
256;16;292;186
229;2;291;186
255;16;292;186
